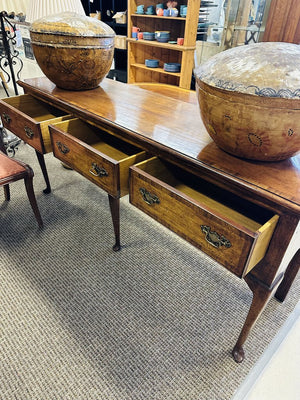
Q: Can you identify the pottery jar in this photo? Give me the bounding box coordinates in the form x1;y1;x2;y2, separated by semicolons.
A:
30;12;115;90
194;42;300;161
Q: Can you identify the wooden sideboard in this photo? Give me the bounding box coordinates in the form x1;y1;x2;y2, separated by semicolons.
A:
1;77;299;363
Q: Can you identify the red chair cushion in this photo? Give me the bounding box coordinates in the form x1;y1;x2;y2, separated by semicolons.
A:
0;152;26;181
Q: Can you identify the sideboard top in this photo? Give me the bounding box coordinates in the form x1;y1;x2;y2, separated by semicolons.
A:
19;77;300;214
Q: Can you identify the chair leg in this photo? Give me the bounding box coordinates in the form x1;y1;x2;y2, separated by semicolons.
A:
24;175;43;228
3;184;10;201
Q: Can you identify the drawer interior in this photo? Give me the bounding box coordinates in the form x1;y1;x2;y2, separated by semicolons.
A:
52;118;144;161
3;94;67;121
134;157;275;231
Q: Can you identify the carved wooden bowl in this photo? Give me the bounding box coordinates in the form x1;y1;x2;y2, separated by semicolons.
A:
194;42;300;161
30;12;115;90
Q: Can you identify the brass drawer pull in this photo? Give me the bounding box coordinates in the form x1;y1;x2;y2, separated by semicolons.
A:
139;187;160;205
2;112;11;124
24;126;34;139
56;141;70;154
201;225;231;249
89;162;108;177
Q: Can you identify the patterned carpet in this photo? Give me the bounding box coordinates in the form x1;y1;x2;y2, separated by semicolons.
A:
0;143;299;400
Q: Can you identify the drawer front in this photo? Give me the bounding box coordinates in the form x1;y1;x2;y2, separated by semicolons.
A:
0;95;70;153
0;97;44;152
50;127;120;196
130;163;277;278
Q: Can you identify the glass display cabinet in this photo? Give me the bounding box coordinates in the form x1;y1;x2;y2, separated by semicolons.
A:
196;0;272;65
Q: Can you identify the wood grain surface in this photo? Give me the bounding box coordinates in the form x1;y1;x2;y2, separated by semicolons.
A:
19;77;300;215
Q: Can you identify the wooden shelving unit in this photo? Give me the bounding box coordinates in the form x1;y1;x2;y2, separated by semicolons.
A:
127;0;200;89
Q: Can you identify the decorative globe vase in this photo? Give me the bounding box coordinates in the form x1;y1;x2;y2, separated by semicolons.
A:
30;12;115;90
194;42;300;161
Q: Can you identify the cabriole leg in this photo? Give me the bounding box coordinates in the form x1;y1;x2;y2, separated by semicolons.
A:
108;194;121;251
232;273;282;363
35;150;51;194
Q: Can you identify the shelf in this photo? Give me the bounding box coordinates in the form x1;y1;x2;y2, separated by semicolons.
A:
127;38;195;51
127;0;200;89
132;14;186;21
131;63;181;77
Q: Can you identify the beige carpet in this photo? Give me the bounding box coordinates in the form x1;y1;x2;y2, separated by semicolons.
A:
0;143;299;400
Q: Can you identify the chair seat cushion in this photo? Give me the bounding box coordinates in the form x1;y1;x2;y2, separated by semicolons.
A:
0;152;26;181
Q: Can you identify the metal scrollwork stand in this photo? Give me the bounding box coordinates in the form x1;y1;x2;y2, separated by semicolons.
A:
0;11;23;95
0;11;23;156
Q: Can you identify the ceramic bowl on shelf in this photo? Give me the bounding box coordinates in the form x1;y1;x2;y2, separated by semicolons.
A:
143;32;155;40
157;37;170;43
164;8;178;17
194;42;300;161
30;12;115;91
145;59;159;68
136;5;144;14
146;5;155;15
155;30;170;42
163;62;181;72
180;5;187;17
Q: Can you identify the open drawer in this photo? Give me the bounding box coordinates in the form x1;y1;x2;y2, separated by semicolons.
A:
129;157;279;278
49;118;147;198
0;94;71;153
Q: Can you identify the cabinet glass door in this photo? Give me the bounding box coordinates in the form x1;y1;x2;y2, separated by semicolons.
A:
196;0;272;65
